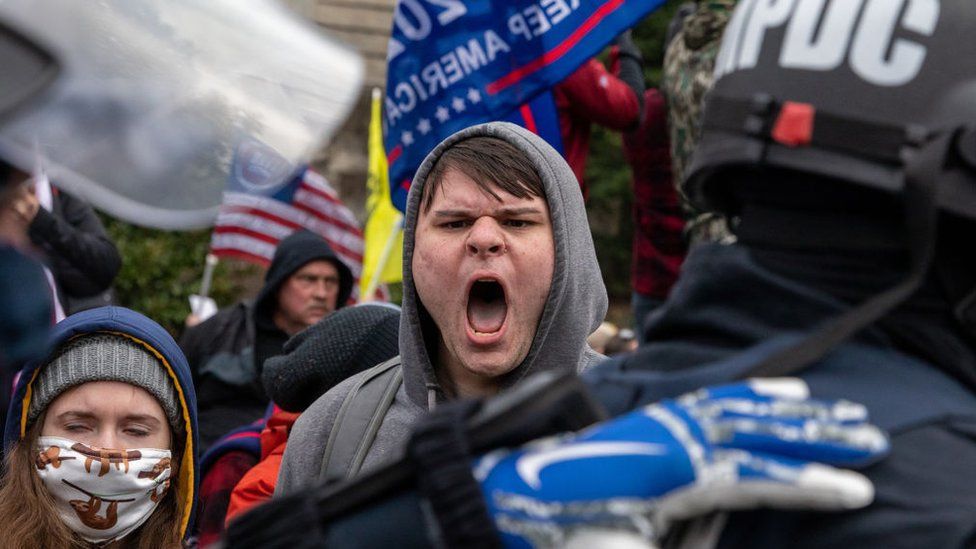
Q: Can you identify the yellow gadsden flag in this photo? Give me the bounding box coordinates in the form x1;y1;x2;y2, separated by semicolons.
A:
360;88;404;300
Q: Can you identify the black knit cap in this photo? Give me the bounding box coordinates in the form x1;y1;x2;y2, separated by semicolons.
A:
262;303;401;412
254;229;354;318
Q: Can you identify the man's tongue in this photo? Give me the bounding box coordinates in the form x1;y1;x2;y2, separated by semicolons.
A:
467;287;507;334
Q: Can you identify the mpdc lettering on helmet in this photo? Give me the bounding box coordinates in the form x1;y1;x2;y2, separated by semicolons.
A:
715;0;940;86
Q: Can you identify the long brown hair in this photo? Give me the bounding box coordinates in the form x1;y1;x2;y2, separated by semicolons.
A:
0;421;186;549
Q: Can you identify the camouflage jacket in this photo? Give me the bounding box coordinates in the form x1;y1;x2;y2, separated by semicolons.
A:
663;0;737;244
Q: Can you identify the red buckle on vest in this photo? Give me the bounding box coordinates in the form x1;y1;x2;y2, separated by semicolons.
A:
771;101;815;147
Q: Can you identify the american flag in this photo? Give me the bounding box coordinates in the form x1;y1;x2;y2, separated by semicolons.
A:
210;164;385;301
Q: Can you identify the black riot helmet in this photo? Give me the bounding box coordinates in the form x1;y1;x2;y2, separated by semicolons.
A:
684;0;976;377
687;0;975;217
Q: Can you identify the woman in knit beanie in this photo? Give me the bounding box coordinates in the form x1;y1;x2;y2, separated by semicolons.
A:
0;307;199;549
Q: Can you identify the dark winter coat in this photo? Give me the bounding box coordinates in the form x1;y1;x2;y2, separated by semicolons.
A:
585;243;976;548
28;187;121;314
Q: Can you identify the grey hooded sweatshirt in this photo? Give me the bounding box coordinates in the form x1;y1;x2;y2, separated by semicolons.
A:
276;122;608;495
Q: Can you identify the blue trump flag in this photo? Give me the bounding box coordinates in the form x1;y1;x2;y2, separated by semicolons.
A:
384;0;666;211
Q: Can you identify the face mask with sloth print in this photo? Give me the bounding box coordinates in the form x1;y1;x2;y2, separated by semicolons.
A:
35;436;172;543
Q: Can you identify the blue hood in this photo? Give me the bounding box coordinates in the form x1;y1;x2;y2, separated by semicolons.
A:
4;306;199;539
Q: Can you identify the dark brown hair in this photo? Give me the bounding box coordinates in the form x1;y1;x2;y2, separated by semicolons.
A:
422;136;546;212
0;420;186;549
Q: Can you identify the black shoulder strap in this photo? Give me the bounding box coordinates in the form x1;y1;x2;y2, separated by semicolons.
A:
318;357;403;484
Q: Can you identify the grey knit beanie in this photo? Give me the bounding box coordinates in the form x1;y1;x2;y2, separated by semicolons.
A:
28;333;181;430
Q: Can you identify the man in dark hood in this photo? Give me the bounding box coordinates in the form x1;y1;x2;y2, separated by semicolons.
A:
181;229;353;450
276;122;608;496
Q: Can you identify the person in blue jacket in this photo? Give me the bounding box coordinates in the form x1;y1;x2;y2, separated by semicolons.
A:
0;306;198;549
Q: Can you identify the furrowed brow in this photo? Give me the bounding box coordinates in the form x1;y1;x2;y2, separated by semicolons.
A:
432;209;473;218
497;207;544;216
433;207;544;218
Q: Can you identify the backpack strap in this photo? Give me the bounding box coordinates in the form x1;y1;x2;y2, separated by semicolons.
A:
319;357;404;484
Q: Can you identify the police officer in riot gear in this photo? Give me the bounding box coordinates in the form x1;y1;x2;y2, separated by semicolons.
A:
590;0;976;546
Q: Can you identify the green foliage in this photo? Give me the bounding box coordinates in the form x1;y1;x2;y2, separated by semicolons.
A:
634;2;685;87
102;216;262;337
586;4;681;314
102;216;403;336
586;129;633;301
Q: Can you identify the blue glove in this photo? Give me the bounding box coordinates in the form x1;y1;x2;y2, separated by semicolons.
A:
473;378;889;548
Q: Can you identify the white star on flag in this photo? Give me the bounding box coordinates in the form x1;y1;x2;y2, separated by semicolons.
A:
467;88;482;104
451;97;466;113
402;131;414;146
417;118;432;135
435;106;450;123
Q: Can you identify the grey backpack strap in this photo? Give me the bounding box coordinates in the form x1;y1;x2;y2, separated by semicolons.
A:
319;357;403;484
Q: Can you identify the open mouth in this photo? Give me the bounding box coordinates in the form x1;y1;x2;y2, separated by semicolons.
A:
467;278;508;335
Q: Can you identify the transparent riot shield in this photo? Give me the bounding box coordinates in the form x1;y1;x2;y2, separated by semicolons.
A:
0;0;362;229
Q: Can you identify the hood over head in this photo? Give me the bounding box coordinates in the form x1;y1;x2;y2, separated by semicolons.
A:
4;306;198;540
254;229;354;320
400;122;608;407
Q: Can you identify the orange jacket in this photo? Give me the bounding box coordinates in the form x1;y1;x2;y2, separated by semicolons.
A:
225;407;300;524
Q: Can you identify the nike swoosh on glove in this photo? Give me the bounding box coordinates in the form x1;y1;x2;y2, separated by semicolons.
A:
473;378;889;549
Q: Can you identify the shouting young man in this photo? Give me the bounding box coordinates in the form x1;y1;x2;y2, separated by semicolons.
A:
276;122;608;493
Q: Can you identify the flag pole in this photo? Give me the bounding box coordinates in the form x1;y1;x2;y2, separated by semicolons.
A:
361;216;402;302
187;253;220;326
199;253;219;299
